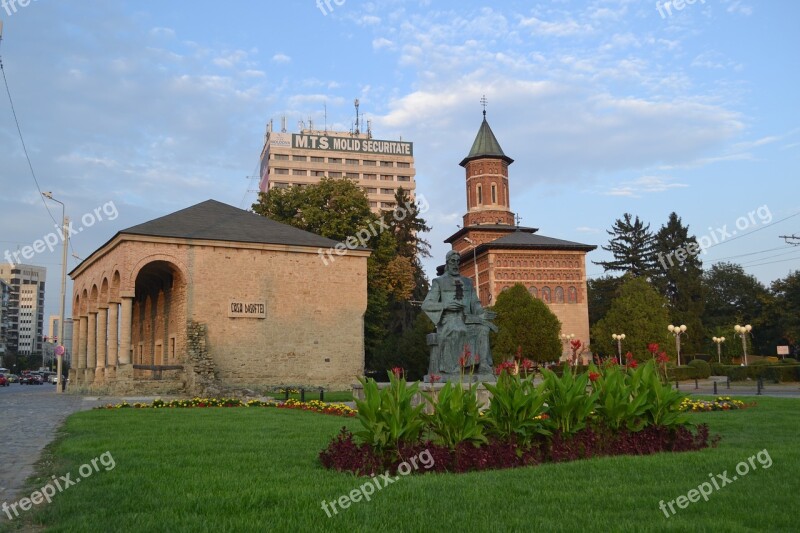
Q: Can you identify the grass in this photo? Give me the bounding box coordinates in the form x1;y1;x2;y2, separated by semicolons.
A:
4;396;798;532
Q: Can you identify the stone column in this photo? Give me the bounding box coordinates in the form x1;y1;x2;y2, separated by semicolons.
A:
107;302;119;380
78;316;88;383
119;297;133;365
95;307;108;383
69;316;81;384
86;312;97;384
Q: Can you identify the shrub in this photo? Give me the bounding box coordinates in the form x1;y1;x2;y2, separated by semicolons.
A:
354;371;426;454
540;368;598;436
710;362;726;376
667;365;696;381
590;363;648;432
424;382;487;450
781;357;797;364
688;359;711;379
482;372;550;449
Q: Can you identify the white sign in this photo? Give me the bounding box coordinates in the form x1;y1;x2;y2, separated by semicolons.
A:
777;345;790;355
228;301;266;319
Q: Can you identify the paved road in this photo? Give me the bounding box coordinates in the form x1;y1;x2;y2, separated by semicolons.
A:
0;384;100;504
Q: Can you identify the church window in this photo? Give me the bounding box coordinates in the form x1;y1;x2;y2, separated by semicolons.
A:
529;286;538;298
477;185;482;205
491;184;497;203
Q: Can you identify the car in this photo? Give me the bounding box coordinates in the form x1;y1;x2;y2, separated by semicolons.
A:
30;374;44;385
7;374;18;383
0;373;8;386
48;374;59;384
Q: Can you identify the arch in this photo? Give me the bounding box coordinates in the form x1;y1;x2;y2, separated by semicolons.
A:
567;286;578;304
528;286;538;299
554;286;564;303
541;286;551;303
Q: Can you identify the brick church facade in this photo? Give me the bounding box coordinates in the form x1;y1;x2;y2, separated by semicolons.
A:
446;113;596;351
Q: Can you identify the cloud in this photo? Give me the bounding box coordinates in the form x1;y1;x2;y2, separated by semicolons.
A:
372;37;394;50
272;53;291;64
603;176;689;198
518;15;593;37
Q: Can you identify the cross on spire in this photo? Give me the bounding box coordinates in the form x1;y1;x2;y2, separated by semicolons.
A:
480;94;488;117
515;213;522;227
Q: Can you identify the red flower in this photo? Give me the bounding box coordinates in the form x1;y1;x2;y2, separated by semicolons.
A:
520;358;534;370
391;367;404;378
657;351;670;364
430;374;442;383
588;371;600;382
647;343;659;354
627;359;639;369
625;351;634;360
570;339;582;350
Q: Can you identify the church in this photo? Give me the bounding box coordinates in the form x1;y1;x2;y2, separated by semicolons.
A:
446;112;596;348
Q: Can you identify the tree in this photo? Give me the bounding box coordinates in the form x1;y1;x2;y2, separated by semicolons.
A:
652;213;706;353
490;284;562;363
701;262;770;356
587;275;622;328
591;275;672;361
766;271;800;355
594;213;657;277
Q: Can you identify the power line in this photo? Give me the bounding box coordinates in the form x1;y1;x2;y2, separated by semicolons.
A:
706;245;787;264
0;30;59;229
703;209;800;251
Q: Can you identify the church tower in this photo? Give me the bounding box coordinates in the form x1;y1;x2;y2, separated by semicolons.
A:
445;104;596;359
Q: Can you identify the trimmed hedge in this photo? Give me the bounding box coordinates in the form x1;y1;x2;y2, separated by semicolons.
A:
709;364;800;382
688;359;711;379
667;365;697;381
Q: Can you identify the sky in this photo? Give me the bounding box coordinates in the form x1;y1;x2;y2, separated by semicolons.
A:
1;0;798;330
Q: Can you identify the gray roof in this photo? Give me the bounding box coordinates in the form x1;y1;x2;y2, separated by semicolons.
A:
120;199;340;248
480;230;596;252
460;116;514;166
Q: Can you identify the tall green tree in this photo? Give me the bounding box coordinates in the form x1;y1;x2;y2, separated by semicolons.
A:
587;275;622;328
701;262;770;356
591;275;672;361
765;271;800;355
652;213;706;353
490;284;562;363
594;213;657;277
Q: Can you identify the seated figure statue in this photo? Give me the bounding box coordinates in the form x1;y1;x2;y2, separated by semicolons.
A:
422;250;497;380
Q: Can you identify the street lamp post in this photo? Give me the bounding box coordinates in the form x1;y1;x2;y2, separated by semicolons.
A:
734;325;753;366
42;192;68;394
668;324;688;366
611;333;626;361
712;336;726;364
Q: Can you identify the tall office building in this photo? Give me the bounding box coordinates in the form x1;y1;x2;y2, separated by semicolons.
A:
0;264;47;355
0;278;9;363
258;121;416;212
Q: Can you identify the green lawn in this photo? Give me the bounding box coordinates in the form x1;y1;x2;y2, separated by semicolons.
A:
5;396;798;532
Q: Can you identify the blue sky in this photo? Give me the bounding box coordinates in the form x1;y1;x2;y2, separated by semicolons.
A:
1;0;798;327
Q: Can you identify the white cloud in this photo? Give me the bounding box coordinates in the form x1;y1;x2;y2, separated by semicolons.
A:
603;176;689;197
271;53;291;64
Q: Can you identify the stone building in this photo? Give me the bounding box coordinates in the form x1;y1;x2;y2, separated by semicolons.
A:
69;200;369;394
447;113;596;347
0;264;47;356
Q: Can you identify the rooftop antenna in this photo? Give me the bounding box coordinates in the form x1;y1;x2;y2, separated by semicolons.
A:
298;120;305;131
354;98;360;135
367;119;372;139
308;117;314;131
281;116;287;133
324;103;327;134
480;94;488;118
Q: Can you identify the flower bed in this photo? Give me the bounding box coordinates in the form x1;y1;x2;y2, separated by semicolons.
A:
680;396;750;412
320;360;723;475
97;397;356;417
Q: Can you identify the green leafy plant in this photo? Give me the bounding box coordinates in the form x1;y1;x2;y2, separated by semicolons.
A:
482;371;550;450
590;364;648;432
540;367;598;436
354;371;426;454
639;361;690;428
424;382;487;450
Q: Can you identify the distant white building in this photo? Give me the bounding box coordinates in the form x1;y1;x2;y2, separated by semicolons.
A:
0;264;47;355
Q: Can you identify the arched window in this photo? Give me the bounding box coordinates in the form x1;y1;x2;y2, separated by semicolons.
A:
541;286;551;303
529;286;538;298
568;286;578;304
555;286;564;303
477;184;482;205
491;183;497;203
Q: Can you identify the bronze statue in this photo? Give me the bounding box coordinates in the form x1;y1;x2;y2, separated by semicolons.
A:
422;250;497;381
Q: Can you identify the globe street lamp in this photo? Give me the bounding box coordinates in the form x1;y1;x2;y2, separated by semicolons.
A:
734;324;753;366
668;324;688;366
712;336;726;364
42;192;69;394
560;333;575;363
611;333;626;361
